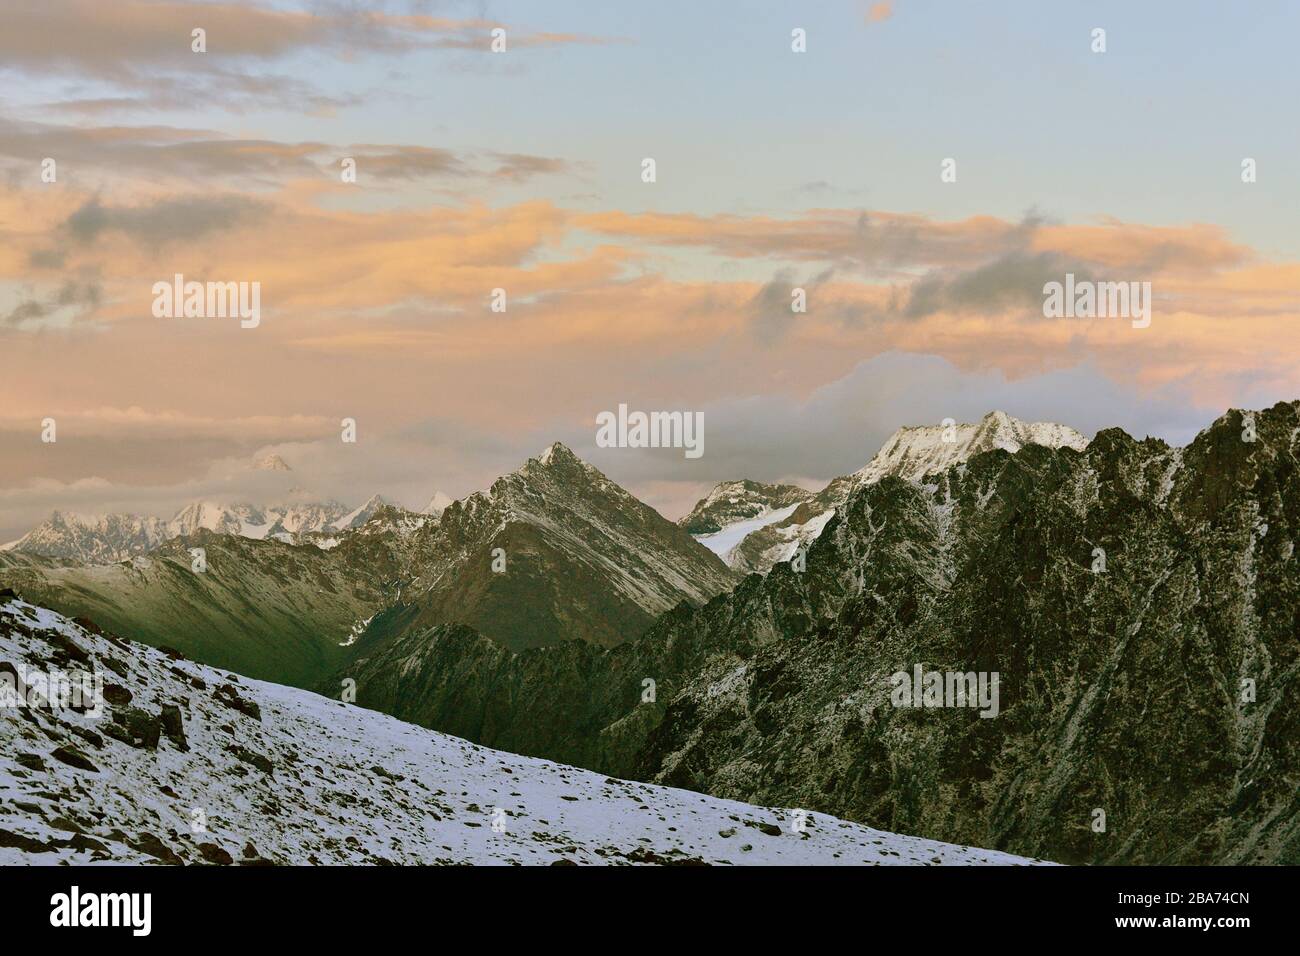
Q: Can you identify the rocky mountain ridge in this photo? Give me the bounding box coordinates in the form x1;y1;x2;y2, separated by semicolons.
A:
337;403;1300;865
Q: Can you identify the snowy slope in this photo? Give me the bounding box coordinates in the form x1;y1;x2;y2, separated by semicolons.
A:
694;503;802;563
332;495;392;531
0;598;1046;866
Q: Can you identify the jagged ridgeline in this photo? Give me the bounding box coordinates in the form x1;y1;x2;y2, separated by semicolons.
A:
0;443;737;684
335;403;1300;865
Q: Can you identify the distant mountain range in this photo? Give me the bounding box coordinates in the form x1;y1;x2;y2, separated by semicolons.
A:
3;499;359;564
0;452;447;563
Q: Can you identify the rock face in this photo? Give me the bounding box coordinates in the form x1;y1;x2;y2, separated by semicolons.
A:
345;442;737;655
698;411;1089;576
340;403;1300;866
0;598;1042;866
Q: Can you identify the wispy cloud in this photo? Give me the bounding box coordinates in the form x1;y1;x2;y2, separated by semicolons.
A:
0;0;626;114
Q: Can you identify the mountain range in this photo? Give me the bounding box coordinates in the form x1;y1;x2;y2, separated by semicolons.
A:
2;405;1297;865
323;404;1300;865
0;441;737;681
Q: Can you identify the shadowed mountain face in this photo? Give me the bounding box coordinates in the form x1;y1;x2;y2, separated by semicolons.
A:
0;531;401;686
337;403;1300;865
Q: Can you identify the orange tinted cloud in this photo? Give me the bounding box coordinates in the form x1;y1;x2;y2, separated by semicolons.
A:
4;171;1300;474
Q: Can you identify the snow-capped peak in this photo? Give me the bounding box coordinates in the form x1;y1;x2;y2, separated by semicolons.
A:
852;410;1087;484
537;441;577;466
423;491;455;516
333;495;391;531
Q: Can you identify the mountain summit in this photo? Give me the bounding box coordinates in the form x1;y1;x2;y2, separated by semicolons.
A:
849;410;1087;485
423;491;454;516
342;442;738;656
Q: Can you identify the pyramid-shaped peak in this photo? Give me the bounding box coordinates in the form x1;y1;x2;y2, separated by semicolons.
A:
980;410;1016;427
332;495;392;531
537;441;581;466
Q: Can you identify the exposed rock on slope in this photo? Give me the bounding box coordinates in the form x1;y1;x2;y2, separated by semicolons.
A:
0;598;1042;866
342;403;1300;865
347;442;737;654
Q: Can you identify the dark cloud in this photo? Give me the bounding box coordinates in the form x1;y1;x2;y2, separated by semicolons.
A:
63;195;267;246
0;1;623;115
561;352;1219;507
489;153;571;182
749;267;834;345
347;145;471;180
1;279;102;330
900;251;1095;319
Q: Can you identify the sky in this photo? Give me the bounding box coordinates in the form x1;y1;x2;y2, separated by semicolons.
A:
2;0;1299;541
